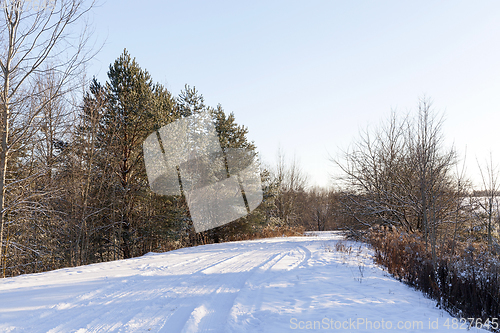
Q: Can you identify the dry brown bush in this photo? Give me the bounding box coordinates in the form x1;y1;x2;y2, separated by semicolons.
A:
367;229;500;331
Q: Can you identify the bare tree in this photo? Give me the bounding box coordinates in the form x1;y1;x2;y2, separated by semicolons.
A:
0;0;96;275
335;111;415;231
306;187;339;231
335;98;456;256
273;148;308;226
476;153;499;252
450;150;471;256
409;99;456;264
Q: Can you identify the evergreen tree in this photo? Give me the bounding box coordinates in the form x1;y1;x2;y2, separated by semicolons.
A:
69;54;262;259
103;50;179;258
176;86;261;242
72;50;179;259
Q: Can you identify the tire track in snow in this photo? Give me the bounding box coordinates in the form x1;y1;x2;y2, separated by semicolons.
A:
43;244;285;332
172;245;289;332
174;240;314;332
224;240;314;332
44;250;253;332
0;238;316;332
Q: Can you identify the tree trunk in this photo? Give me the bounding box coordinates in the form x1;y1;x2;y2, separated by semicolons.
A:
0;46;12;277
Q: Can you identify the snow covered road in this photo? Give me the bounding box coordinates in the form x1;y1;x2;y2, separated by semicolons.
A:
0;232;489;332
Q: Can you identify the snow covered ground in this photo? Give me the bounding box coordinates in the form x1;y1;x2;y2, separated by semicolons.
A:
0;232;489;332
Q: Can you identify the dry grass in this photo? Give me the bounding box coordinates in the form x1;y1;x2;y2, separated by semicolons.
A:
224;225;305;242
367;229;500;331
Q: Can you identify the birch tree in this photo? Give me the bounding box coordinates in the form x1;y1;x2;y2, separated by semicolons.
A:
0;0;95;275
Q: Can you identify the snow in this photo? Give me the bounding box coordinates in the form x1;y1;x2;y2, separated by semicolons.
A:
0;232;490;332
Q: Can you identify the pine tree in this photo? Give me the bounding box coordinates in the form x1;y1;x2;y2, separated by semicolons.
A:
103;50;179;258
73;50;179;259
176;86;261;242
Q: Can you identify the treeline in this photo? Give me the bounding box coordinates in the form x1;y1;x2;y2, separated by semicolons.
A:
0;50;233;275
0;47;350;277
0;0;354;277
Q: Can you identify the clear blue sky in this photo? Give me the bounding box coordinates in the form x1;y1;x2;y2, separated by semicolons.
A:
88;0;500;188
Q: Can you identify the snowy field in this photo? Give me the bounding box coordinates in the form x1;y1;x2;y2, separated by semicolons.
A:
0;232;489;332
